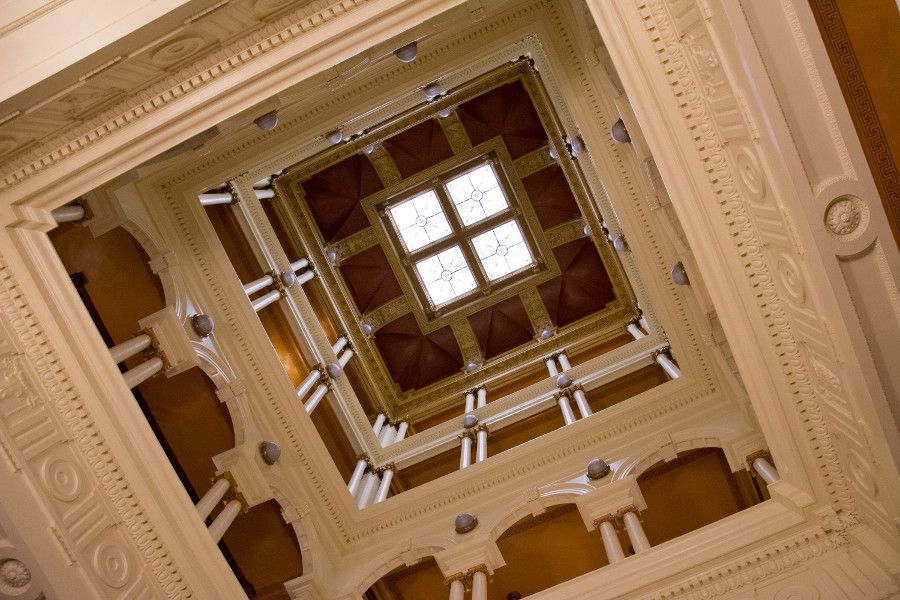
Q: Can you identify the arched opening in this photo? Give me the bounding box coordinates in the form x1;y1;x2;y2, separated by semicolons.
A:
48;221;303;597
637;447;755;549
364;556;445;599
490;503;610;598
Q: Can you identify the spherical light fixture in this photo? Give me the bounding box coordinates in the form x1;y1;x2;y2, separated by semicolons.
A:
556;373;573;388
670;261;690;286
253;110;279;131
191;314;215;338
611;118;631;144
586;458;610;480
613;235;628;252
393;41;418;63
326;129;343;145
462;414;479;429
280;270;296;287
423;82;443;101
259;441;282;465
454;512;478;534
326;362;342;379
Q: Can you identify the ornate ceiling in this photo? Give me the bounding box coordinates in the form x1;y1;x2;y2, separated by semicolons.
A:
275;62;634;417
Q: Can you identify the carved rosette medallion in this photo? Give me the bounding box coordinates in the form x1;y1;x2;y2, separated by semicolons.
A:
0;558;31;593
824;195;866;238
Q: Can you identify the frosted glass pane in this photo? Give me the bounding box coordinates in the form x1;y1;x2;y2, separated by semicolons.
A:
415;246;477;306
470;220;533;281
446;163;509;226
389;190;452;251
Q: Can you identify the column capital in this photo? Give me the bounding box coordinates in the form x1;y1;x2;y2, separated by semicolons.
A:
464;563;489;579
458;430;474;440
592;514;618;530
443;572;466;586
745;448;773;469
354;453;372;465
650;345;672;361
473;423;490;434
219;471;250;514
616;505;640;519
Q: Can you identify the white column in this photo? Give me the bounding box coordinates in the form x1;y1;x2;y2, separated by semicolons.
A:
356;472;380;509
572;387;592;419
392;421;409;444
374;468;394;503
655;353;682;379
51;204;85;223
347;459;367;496
459;433;473;469
475;427;488;463
332;336;348;355
109;334;152;363
208;500;242;543
464;391;475;414
251;289;282;312
598;518;625;564
199;192;234;205
471;570;487;600
254;188;275;200
304;383;329;414
622;510;651;553
753;456;780;485
196;478;230;521
476;387;487;408
372;414;386;436
558;352;572;371
243;273;275;295
639;316;650;332
626;322;646;340
558;394;576;425
337;348;354;368
296;369;321;399
448;578;465;600
290;258;309;272
122;356;163;388
378;424;396;447
296;270;316;285
545;357;559;377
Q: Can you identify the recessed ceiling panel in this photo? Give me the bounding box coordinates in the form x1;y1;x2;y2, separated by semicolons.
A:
456;80;548;159
339;245;403;314
468;295;534;359
303;154;383;242
521;165;582;229
538;238;615;327
383;118;454;178
374;313;462;391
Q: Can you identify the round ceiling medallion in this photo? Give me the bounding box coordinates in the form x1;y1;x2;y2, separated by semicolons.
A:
149;36;206;66
824;195;865;238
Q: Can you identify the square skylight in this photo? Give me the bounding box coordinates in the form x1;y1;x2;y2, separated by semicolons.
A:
471;220;534;281
389;190;452;251
446;163;509;226
415;246;477;306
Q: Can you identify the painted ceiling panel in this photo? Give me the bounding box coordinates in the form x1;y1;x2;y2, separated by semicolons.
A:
521;164;582;229
456;80;548;159
374;313;463;391
538;238;615;327
383;118;454;178
339;245;403;314
468;295;534;359
303;154;383;242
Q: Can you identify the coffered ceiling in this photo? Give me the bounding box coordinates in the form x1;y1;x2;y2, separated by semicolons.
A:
275;61;635;418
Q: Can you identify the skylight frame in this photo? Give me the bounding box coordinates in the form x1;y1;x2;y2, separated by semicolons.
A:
379;154;541;313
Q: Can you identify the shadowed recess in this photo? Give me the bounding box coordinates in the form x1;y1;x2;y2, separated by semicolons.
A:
303;154;383;242
456;80;548;159
374;312;462;391
339;245;404;314
538;238;614;327
521;164;582;229
468;294;534;359
383;118;454;178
